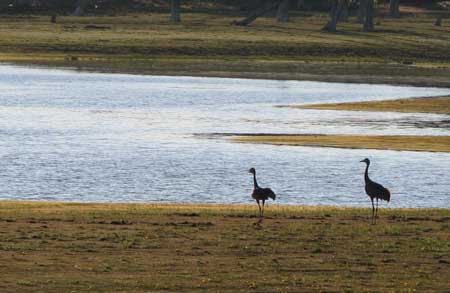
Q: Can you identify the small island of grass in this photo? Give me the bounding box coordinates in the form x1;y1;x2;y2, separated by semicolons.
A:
291;96;450;115
232;134;450;153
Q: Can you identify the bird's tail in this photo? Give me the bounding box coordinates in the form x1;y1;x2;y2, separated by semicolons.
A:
269;192;276;201
383;188;391;202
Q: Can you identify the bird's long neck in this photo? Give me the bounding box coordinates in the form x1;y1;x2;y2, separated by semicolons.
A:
253;173;259;189
364;163;370;183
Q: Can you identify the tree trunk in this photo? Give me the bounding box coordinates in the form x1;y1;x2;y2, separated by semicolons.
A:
72;0;84;16
232;0;282;26
339;0;349;22
322;0;345;32
389;0;400;18
358;0;367;24
363;0;374;32
276;0;290;22
170;0;181;22
17;0;31;5
434;15;442;26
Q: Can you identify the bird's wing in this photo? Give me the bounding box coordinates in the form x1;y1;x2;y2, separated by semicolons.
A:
261;188;276;200
262;188;275;196
371;181;386;192
368;180;391;201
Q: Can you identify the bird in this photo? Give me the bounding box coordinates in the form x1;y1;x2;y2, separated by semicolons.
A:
248;168;276;217
360;158;391;224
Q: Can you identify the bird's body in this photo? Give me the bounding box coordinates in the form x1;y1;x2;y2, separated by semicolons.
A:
364;180;391;202
249;168;276;217
361;158;390;224
252;187;276;202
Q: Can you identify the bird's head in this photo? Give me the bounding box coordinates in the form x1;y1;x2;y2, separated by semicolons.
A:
360;158;370;165
248;168;256;174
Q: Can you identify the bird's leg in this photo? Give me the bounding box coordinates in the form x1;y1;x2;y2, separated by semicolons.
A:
376;198;379;223
262;200;265;217
371;197;375;224
256;200;262;217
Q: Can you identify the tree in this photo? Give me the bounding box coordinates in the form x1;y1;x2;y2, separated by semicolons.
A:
72;0;86;16
434;15;442;26
14;0;32;12
435;1;450;26
322;0;346;32
276;0;290;22
339;0;349;22
358;0;367;23
389;0;400;18
170;0;181;22
363;0;374;32
232;0;282;26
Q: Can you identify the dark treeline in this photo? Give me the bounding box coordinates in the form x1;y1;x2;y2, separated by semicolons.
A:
0;0;446;32
0;0;443;15
0;0;330;14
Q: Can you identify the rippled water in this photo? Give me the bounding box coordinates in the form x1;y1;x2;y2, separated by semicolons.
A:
1;64;449;207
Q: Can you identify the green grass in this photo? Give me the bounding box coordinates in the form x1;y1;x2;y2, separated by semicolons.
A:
0;201;449;292
0;13;448;61
1;13;450;86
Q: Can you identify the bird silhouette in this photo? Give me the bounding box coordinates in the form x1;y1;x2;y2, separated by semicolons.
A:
360;158;391;224
248;168;276;217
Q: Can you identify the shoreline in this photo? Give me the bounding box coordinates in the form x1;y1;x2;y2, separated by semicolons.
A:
4;59;450;88
2;200;449;211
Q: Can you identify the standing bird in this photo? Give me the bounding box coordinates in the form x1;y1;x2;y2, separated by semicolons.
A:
360;158;391;224
248;168;276;217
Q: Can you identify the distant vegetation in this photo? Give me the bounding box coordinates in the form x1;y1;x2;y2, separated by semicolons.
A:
0;0;447;15
1;1;448;35
0;1;449;85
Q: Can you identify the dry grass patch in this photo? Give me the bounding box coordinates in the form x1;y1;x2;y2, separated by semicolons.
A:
233;135;450;152
295;96;450;115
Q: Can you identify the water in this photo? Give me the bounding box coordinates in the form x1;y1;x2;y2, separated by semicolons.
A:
1;64;449;208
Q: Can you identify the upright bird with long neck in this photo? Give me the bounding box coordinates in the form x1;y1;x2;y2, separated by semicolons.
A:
360;158;390;224
248;168;276;217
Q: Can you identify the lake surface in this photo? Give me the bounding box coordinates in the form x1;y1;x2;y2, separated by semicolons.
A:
1;64;449;208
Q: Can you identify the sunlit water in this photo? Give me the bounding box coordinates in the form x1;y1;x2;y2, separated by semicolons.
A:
1;64;449;208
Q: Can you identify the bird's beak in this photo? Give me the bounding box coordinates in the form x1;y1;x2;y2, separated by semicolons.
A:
359;160;365;162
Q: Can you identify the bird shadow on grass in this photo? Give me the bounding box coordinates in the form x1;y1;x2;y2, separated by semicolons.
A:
253;218;264;229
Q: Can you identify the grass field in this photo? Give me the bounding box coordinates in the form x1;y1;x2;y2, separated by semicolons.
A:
294;96;450;115
1;13;450;86
0;201;449;292
233;135;450;152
